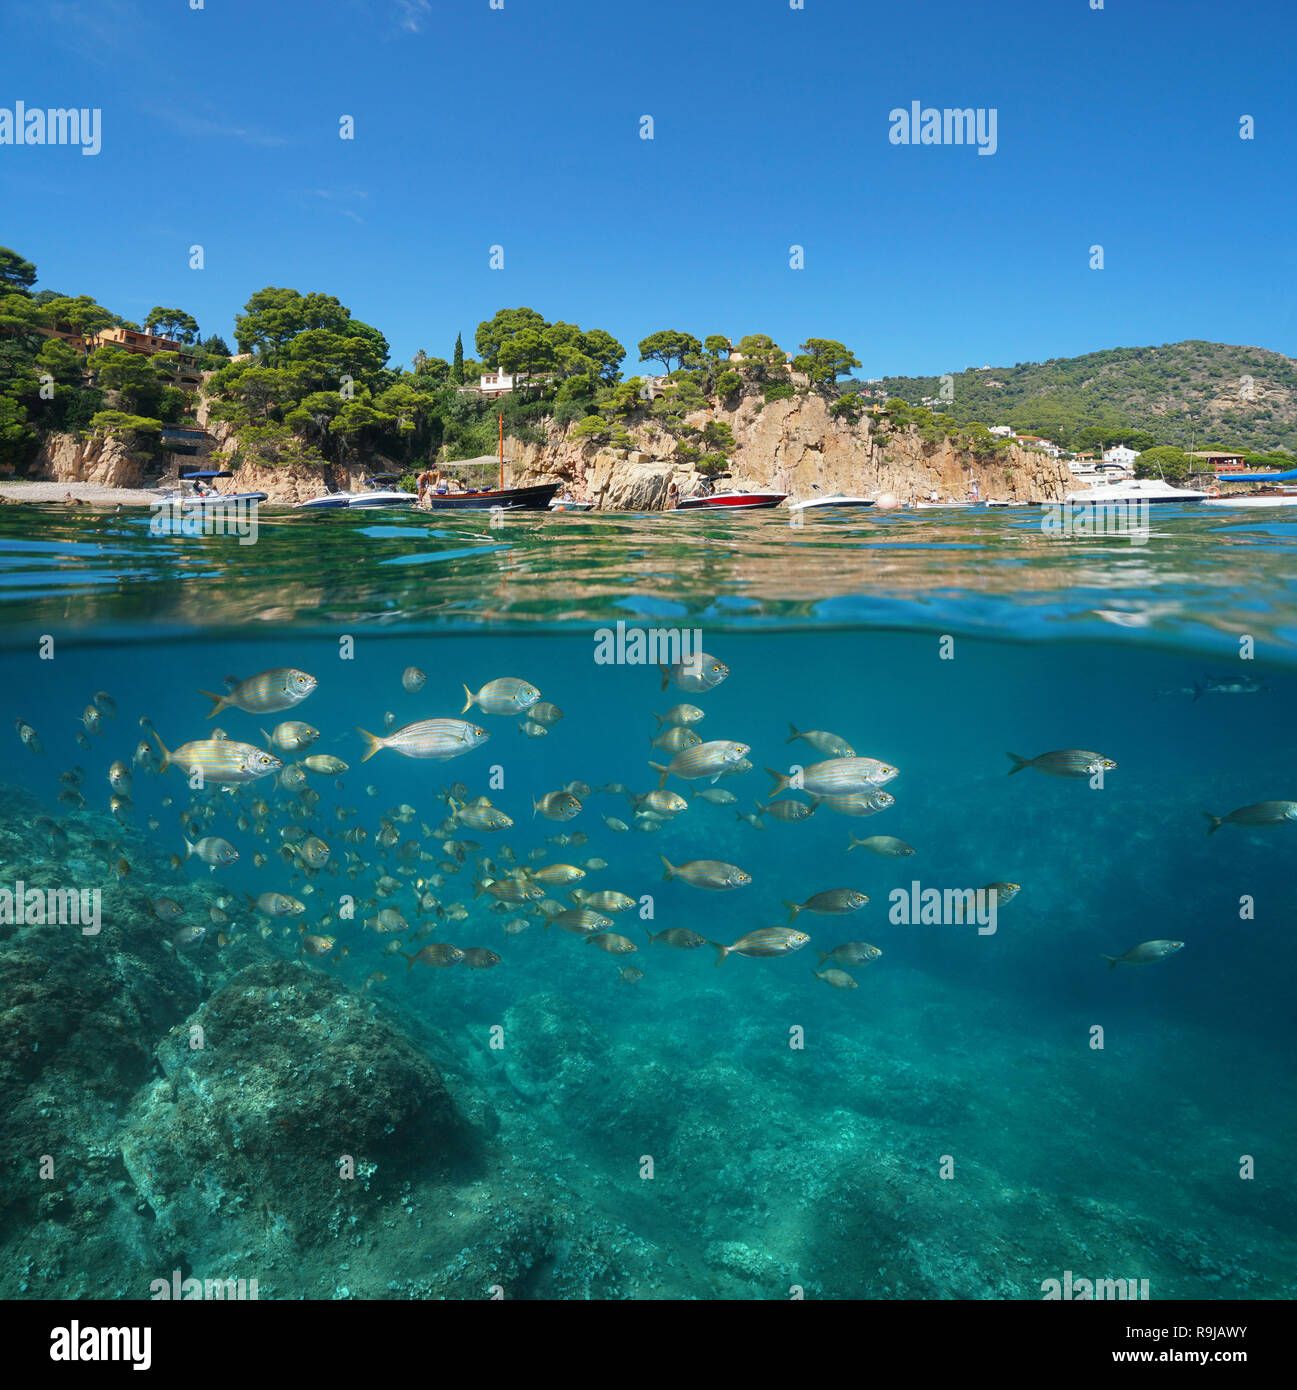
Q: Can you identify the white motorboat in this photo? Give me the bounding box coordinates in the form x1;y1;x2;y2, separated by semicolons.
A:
1064;477;1211;503
295;489;353;510
788;492;875;512
1203;490;1297;508
158;470;267;505
343;474;417;508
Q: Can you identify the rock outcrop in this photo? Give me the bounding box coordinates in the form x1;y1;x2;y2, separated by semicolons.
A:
30;432;149;490
507;389;1073;508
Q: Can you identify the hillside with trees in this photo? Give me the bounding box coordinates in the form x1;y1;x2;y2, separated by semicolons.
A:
878;342;1297;455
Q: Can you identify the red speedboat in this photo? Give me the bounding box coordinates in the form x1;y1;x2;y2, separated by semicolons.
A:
675;489;787;511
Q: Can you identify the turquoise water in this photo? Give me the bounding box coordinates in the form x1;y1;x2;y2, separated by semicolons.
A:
0;503;1294;1299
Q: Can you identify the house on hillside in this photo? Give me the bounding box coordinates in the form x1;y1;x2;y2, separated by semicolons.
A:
1102;444;1140;467
1187;450;1247;471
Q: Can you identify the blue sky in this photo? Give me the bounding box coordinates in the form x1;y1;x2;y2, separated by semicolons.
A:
2;0;1294;378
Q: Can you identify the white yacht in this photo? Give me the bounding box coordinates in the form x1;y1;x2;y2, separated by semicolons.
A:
788;492;875;512
1064;477;1211;504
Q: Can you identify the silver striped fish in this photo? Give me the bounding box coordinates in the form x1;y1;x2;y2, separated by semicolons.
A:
200;668;318;718
766;757;898;797
154;733;282;784
356;718;489;762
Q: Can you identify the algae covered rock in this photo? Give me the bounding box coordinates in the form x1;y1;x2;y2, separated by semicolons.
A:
121;959;474;1253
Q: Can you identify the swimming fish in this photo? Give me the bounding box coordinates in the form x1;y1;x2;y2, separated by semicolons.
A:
262;721;320;752
173;924;206;947
249;892;305;917
811;790;895;817
617;966;645;985
586;932;638;955
461;947;503;969
1101;940;1184;969
402;666;427;692
547;909;613;936
93;691;118;718
533;790;582;821
659;856;751;890
811;967;858;990
152;896;185;922
300;933;335;958
660;655;729;693
848;834;915;857
302;754;349;775
651;726;702;754
357;719;489;762
645;926;708;950
529;702;563;724
153;732;282;785
766;757;898;797
713;927;811;965
1203;801;1297;835
1006;750;1117;778
783;889;869;921
760;799;815;823
462;678;540;717
108;761;132;794
817;942;882;968
651;740;750;787
201;668;318;718
654;704;705;727
184;836;239;870
402;943;464;969
786;724;855;757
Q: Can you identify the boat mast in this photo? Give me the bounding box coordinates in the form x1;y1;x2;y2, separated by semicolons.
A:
499;412;504;492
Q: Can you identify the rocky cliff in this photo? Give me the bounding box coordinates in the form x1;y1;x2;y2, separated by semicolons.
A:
25;388;1074;508
30;431;148;490
507;391;1073;510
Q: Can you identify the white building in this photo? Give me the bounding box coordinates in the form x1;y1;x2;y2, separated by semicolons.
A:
989;425;1014;437
1102;444;1140;467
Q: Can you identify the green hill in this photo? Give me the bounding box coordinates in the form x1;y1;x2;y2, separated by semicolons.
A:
877;341;1297;455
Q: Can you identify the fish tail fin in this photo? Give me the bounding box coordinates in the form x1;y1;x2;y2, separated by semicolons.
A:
659;855;675;881
782;900;800;923
1203;813;1223;836
764;766;790;797
652;712;665;729
648;761;668;790
401;952;416;971
151;730;171;769
712;942;728;967
198;689;228;720
659;666;669;692
643;925;654;942
461;684;475;714
356;727;384;763
1101;954;1118;970
1191;682;1203;702
1006;752;1030;775
532;797;540;818
785;722;801;744
816;952;829;968
183;838;195;859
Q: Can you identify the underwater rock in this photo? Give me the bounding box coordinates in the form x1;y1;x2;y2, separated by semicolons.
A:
120;959;475;1258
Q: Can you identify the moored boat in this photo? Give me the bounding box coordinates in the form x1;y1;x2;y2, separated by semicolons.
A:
1064;477;1211;503
422;481;561;511
788;486;875;512
675;489;787;511
159;470;267;505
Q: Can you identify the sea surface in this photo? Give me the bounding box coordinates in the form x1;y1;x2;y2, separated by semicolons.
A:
0;501;1293;1300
